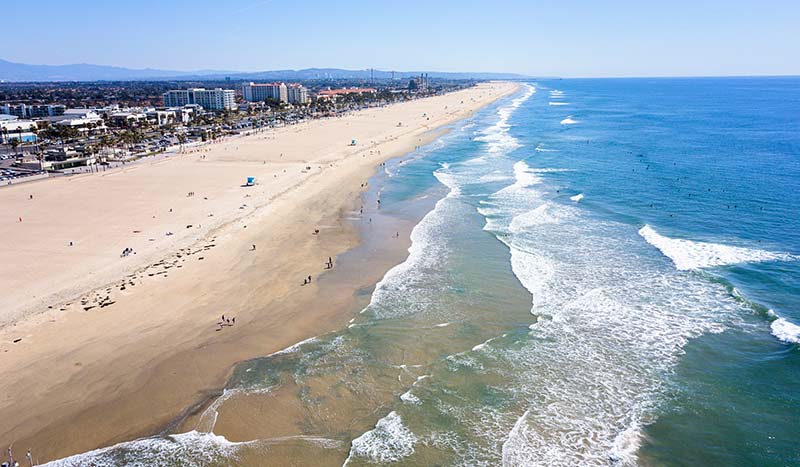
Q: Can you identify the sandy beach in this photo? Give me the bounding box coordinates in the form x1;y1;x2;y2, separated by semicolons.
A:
0;81;518;463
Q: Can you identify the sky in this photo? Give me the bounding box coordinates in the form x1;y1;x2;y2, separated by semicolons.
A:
3;0;799;77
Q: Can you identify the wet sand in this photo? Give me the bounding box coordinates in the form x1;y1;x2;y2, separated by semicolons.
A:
0;82;518;463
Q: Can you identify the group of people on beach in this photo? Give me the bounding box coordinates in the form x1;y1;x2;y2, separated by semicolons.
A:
120;247;135;257
218;314;236;330
2;446;32;467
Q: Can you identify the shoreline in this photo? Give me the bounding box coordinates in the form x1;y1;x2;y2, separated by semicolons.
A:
0;81;519;463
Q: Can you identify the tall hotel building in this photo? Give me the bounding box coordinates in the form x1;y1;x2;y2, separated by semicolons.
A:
286;83;309;104
243;82;309;104
162;88;236;111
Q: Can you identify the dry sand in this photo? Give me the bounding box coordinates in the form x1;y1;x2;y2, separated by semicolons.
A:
0;81;518;462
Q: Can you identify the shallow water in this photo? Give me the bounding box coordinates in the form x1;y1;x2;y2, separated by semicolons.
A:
42;78;800;466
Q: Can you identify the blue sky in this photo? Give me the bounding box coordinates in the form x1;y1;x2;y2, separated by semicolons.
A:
4;0;799;77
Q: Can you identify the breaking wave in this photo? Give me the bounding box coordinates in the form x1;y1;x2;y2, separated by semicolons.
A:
638;225;795;271
343;411;417;465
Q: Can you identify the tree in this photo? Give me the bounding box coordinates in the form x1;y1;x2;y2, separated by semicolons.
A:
30;124;40;157
177;133;187;150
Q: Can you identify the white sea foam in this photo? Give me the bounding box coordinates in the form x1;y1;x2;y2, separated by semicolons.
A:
639;225;795;270
479;172;513;182
41;431;248;467
268;336;319;357
609;419;644;465
771;317;800;344
195;388;239;433
530;168;572;173
534;143;559;152
364;168;458;319
509;203;574;232
474;85;535;154
401;390;422;404
465;164;747;465
548;102;569;106
560;116;579;125
570;193;584;202
344;411;417;465
512;160;542;187
479;160;553;235
496;239;735;466
435;322;451;327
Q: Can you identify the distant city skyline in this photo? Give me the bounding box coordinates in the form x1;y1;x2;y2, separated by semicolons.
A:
3;0;799;78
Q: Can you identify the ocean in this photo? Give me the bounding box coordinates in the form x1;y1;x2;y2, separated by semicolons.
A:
43;77;800;466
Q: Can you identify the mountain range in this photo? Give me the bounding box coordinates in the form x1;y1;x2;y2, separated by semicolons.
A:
0;59;528;82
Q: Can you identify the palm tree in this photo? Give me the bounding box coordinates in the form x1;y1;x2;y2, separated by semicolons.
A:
177;133;187;151
30;124;38;142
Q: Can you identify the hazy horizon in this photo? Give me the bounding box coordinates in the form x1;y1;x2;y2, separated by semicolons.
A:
4;57;800;80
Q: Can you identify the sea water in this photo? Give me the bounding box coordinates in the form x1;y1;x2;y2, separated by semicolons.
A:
43;78;800;466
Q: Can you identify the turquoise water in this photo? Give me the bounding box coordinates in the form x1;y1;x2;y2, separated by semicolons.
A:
44;78;800;466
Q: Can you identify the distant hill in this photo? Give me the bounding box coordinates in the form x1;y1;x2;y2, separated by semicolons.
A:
0;59;527;82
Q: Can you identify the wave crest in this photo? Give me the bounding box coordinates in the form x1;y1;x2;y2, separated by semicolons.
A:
639;225;795;270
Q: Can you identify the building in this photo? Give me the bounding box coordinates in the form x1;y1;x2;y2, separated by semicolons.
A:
146;109;176;126
315;87;378;99
42;109;107;135
162;88;236;111
286;83;309;104
109;111;148;127
168;104;203;124
0;115;38;143
1;103;66;119
242;82;288;103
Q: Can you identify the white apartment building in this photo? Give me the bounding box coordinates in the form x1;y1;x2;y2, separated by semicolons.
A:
1;103;66;118
162;88;236;111
286;83;309;104
242;82;288;103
